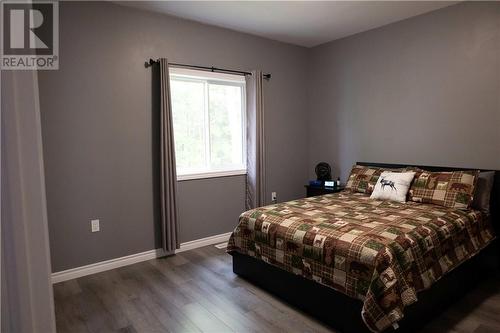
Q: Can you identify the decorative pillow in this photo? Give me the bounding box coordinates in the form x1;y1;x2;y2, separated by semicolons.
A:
370;171;416;203
471;171;495;214
408;169;479;209
345;165;383;194
345;165;403;194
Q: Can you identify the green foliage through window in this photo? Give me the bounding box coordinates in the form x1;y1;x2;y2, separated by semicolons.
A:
170;70;246;177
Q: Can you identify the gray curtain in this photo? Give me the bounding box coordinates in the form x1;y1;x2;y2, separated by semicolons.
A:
245;70;266;210
159;58;180;252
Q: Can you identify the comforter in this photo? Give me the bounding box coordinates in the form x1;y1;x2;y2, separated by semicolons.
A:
227;192;495;332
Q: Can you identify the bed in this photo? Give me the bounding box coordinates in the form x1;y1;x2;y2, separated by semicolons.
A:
227;162;499;333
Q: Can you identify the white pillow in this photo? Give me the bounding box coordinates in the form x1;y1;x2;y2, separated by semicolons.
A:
370;171;416;203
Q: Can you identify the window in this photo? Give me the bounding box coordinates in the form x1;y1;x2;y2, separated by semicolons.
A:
170;68;246;180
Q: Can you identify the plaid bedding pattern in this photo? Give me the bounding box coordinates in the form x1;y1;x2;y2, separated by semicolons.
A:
408;169;479;209
346;165;403;194
345;165;384;194
227;192;495;332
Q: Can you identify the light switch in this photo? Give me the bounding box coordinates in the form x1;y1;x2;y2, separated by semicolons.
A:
91;219;100;232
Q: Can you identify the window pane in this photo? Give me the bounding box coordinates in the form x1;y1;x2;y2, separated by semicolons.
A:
208;84;244;169
170;79;206;174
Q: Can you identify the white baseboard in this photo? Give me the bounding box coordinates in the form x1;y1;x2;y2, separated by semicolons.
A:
174;231;232;254
51;249;163;284
51;232;232;284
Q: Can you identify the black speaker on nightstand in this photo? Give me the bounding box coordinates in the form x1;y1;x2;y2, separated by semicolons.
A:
315;162;332;181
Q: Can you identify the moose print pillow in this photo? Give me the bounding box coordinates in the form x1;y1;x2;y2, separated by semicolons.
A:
370;171;416;203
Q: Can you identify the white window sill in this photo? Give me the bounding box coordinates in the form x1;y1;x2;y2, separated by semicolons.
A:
177;169;247;181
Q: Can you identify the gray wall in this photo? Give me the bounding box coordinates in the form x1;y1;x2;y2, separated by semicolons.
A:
38;2;309;272
177;176;246;242
308;2;500;180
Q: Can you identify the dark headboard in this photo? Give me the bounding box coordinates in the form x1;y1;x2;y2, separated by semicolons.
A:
357;162;500;236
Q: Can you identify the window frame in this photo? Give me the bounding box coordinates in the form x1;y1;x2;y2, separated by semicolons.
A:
169;67;247;181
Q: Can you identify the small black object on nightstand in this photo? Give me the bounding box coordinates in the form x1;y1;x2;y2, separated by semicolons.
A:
305;185;344;198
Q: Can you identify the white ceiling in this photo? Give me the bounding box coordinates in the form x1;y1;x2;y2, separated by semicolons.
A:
120;1;457;47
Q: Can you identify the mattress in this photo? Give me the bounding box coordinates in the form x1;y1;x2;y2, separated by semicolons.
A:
227;191;495;332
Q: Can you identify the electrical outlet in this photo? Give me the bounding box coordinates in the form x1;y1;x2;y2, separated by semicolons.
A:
91;219;100;232
271;192;277;203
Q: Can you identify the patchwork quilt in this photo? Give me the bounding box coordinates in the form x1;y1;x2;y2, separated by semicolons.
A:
227;192;495;332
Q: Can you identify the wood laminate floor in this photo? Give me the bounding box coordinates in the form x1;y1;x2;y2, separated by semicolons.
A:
54;245;500;333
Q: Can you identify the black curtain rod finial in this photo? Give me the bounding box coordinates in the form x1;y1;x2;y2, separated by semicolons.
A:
145;58;158;68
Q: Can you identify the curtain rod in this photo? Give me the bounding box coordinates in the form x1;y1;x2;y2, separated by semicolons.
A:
144;59;271;79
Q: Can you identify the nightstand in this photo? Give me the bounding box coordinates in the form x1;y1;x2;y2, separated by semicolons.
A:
305;185;344;198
